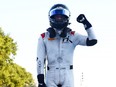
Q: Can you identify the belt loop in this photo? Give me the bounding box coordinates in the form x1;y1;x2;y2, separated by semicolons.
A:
47;66;49;70
70;65;73;69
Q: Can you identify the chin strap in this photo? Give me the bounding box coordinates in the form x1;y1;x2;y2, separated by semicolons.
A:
47;27;71;39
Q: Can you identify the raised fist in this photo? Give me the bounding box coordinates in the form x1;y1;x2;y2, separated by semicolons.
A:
77;14;86;23
77;14;92;30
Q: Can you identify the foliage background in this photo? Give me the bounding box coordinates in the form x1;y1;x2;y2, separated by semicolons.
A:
0;28;36;87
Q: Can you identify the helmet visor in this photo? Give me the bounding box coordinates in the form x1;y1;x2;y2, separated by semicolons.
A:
49;8;70;18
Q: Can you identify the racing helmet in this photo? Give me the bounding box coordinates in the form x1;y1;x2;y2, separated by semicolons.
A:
48;4;71;30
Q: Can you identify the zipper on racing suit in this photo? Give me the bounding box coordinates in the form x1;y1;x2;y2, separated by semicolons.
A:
58;37;62;84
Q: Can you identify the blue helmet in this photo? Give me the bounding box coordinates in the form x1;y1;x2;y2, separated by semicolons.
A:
49;4;71;29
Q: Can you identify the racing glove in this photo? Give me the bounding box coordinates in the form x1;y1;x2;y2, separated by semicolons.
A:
37;74;46;87
77;14;92;30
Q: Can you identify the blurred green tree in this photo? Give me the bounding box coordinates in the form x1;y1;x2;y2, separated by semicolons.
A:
0;28;35;87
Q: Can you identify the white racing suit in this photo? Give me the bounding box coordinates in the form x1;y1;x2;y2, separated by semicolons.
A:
37;27;97;87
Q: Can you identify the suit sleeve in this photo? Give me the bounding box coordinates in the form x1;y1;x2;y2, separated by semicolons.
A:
36;36;46;75
86;27;97;46
73;27;97;46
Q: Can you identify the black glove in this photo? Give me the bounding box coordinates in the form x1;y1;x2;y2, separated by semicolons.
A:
77;14;92;30
38;83;46;87
37;74;46;87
